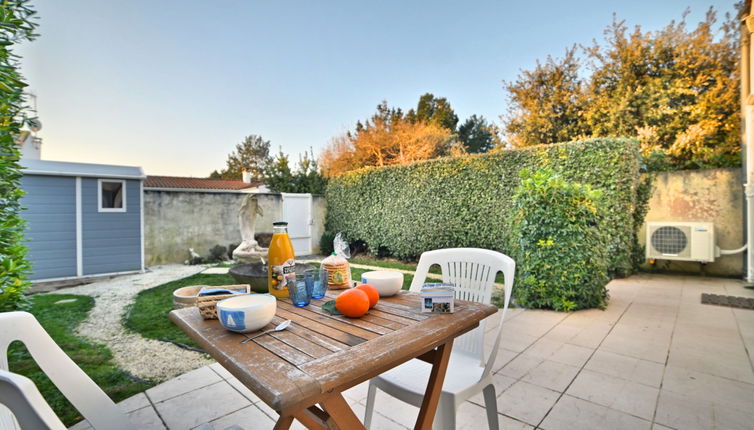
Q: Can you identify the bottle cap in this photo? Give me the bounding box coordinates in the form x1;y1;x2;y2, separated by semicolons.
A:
273;221;288;226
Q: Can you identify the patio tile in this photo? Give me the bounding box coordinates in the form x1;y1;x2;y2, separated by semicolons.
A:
499;331;539;353
651;425;674;430
209;362;234;379
498;353;543;379
548;343;594;368
566;369;658;420
457;400;533;430
521;360;580;392
489;347;518;372
526;337;564;360
540;324;582;343
469;372;516;404
351;401;410;430
127;405;166;430
496;380;560;426
117;392;150;413
227;377;263;403
539;395;651;430
667;342;754;384
567;325;613;349
203;404;275;430
68;420;92;430
599;331;670;364
343;381;369;403
147;366;222;403
654;388;754;430
661;366;754;414
585;350;664;387
363;389;420;428
154;380;250;429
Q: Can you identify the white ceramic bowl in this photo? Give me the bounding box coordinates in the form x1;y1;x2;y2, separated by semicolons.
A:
360;270;403;297
216;294;276;333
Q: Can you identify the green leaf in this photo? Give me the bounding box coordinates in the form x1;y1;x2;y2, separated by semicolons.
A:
321;300;342;316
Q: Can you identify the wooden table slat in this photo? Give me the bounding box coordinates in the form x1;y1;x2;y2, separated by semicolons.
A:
302;300;404;334
275;307;368;347
277;301;384;339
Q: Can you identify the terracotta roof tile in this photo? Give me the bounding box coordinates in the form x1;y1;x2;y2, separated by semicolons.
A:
145;175;264;191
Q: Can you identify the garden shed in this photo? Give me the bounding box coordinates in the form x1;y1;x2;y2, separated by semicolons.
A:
20;159;145;281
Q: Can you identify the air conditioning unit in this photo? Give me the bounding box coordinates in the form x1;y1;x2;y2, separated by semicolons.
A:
646;222;715;263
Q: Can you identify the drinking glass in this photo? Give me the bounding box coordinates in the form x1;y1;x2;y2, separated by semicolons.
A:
305;268;328;299
287;274;310;307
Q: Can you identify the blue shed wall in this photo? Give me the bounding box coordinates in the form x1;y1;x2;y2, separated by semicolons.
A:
81;178;142;275
20;175;77;280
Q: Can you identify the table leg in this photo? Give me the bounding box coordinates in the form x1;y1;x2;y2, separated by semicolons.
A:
414;340;454;430
320;393;366;430
273;414;294;430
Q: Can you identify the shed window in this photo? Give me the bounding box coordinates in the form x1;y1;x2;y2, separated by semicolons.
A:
98;179;126;212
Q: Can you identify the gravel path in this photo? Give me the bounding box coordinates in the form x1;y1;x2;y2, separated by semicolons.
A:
54;265;214;382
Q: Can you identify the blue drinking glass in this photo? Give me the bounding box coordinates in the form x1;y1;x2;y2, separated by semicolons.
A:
288;274;310;307
305;268;328;299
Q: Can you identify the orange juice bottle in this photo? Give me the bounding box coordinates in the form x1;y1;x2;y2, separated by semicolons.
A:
268;221;295;298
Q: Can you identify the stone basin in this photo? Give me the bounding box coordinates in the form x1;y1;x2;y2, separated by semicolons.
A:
229;262;316;293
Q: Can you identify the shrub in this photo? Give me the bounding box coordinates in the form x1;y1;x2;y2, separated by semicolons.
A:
0;1;37;311
319;231;336;255
510;169;609;311
326;137;644;276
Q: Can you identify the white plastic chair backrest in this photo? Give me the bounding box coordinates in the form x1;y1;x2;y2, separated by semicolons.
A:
0;369;66;429
0;311;134;430
409;248;515;378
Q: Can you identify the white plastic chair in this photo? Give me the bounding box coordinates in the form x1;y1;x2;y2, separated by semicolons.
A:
0;311;134;430
364;248;515;430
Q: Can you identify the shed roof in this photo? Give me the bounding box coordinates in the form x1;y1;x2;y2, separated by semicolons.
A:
144;175;263;192
21;159;145;179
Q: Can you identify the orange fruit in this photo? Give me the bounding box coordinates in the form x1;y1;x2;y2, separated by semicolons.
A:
335;289;370;318
355;284;379;308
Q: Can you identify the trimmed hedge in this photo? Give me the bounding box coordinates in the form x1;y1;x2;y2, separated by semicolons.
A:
511;169;609;311
325;137;643;276
0;1;36;311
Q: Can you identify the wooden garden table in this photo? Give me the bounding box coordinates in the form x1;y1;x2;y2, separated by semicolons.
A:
169;290;497;430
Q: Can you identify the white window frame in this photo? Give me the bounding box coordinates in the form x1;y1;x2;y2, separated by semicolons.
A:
98;179;127;213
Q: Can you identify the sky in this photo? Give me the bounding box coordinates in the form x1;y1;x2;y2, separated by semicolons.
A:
18;0;736;177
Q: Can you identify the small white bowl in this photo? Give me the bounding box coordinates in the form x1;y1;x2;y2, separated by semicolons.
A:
360;270;403;297
217;294;276;333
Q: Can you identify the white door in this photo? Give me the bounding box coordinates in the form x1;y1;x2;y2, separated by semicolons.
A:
281;193;313;255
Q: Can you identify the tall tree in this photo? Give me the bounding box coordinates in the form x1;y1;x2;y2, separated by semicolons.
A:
293;149;327;194
502;7;740;170
504;46;587;148
1;0;36;310
263;148;294;192
321;103;453;177
457;115;501;153
214;135;272;180
407;93;459;131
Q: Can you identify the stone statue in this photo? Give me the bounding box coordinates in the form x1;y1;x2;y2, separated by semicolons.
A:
233;194;268;262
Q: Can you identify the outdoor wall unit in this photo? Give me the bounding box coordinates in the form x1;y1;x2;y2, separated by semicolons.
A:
646;222;715;263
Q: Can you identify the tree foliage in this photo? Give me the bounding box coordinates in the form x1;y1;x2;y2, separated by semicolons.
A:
0;0;36;311
212;135;272;180
504;8;740;170
457;115;502;153
406;93;459;131
321;99;455;177
264;148;327;194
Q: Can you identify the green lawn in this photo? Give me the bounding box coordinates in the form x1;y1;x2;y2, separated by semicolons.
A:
125;272;237;348
9;294;150;426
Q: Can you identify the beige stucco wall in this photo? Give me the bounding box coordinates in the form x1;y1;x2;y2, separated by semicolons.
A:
639;167;745;276
144;191;325;265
